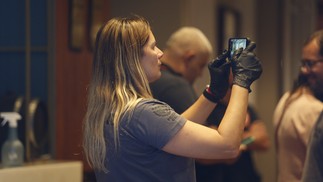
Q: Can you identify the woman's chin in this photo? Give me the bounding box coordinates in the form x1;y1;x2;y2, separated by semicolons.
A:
149;73;161;83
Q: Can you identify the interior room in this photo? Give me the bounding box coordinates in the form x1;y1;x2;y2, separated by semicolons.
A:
0;0;322;181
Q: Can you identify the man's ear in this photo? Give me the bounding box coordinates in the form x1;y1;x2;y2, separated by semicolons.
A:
183;51;196;65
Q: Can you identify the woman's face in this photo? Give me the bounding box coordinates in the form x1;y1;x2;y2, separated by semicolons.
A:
140;31;164;83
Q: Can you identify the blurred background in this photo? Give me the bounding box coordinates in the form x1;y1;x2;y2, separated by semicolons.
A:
0;0;322;181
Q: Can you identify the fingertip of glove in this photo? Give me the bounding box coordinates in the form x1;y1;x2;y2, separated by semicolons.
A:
245;42;256;52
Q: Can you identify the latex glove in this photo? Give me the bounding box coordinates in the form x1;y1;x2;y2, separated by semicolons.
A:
231;42;262;92
203;50;230;103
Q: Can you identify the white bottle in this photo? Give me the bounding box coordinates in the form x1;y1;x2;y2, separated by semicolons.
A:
1;112;24;167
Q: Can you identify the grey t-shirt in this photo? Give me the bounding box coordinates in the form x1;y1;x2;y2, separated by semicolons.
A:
95;99;196;182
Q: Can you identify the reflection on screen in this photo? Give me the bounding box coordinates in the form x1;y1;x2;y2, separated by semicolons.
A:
230;39;247;58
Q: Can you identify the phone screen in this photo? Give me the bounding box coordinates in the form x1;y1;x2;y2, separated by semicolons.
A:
229;38;248;58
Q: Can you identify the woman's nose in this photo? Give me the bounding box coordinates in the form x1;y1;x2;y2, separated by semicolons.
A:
158;48;163;59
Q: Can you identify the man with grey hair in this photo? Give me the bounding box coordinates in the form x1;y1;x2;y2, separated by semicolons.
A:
150;27;213;113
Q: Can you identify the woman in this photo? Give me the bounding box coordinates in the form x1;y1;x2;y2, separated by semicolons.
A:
83;16;262;181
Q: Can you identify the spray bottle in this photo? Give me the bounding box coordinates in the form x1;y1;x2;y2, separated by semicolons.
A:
1;112;24;167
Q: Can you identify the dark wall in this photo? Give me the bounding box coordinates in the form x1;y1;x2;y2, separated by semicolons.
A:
110;0;182;50
54;0;109;172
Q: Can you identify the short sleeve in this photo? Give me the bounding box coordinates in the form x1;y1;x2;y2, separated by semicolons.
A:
123;99;186;149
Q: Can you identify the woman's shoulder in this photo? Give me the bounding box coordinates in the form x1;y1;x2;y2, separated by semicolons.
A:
135;98;176;115
137;98;169;107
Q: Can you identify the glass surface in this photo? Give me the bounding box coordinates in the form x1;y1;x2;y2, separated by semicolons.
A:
229;38;247;58
31;52;48;102
31;0;47;46
0;0;26;47
0;53;26;97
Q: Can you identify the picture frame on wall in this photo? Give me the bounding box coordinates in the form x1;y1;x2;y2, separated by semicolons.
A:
217;5;241;55
68;0;85;51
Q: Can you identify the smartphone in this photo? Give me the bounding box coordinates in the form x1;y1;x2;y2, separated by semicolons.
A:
228;38;249;59
241;136;255;146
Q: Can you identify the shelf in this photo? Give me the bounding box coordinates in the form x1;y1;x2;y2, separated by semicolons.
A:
0;160;83;182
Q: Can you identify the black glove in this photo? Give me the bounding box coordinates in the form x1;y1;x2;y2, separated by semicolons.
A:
231;42;262;92
203;50;231;103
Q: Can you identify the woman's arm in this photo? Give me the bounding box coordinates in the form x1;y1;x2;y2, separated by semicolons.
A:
163;42;261;160
162;85;248;159
180;94;217;125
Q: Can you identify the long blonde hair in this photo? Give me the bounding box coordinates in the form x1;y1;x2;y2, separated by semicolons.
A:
83;16;153;172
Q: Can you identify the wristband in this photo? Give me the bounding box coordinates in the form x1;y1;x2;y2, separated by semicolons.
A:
202;85;220;103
